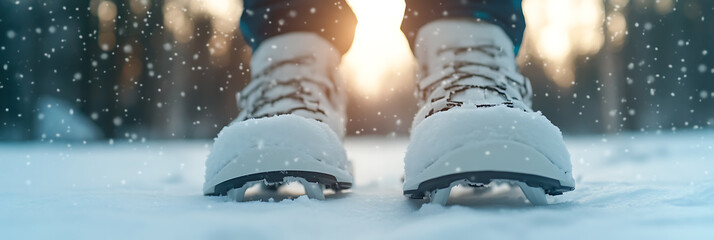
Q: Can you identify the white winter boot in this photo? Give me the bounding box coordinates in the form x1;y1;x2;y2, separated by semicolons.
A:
402;20;575;205
203;33;353;201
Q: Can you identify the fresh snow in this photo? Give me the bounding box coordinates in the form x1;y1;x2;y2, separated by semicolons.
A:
2;131;714;239
204;115;350;190
404;106;572;187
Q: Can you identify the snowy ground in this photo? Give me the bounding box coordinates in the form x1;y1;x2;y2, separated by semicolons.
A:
2;131;714;239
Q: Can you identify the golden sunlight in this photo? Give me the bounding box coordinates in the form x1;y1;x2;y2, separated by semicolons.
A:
522;0;611;88
343;0;612;93
155;0;615;91
342;0;415;97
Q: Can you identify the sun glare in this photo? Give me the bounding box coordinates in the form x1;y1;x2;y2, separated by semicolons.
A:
342;0;613;93
522;0;611;88
154;0;618;92
342;0;415;97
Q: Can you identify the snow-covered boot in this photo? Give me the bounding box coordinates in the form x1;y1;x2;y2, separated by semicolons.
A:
402;20;575;205
203;33;353;201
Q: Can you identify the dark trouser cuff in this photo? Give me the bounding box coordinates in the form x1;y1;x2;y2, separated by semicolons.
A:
401;0;525;54
240;0;357;55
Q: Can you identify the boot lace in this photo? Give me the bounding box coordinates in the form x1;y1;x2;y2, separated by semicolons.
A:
236;55;339;121
417;44;532;118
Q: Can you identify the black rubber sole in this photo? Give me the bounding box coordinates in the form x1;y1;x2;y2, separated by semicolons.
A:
205;171;352;196
403;171;574;199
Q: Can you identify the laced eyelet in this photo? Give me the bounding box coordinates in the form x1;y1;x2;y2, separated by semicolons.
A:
418;45;533;118
237;55;339;121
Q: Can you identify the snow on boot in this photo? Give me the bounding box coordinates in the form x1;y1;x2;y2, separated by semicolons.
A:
203;33;353;201
402;20;575;205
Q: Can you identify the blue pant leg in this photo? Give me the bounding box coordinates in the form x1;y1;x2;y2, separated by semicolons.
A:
401;0;525;54
240;0;358;55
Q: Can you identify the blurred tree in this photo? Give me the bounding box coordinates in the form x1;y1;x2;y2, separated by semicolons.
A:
528;0;714;135
1;0;713;141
